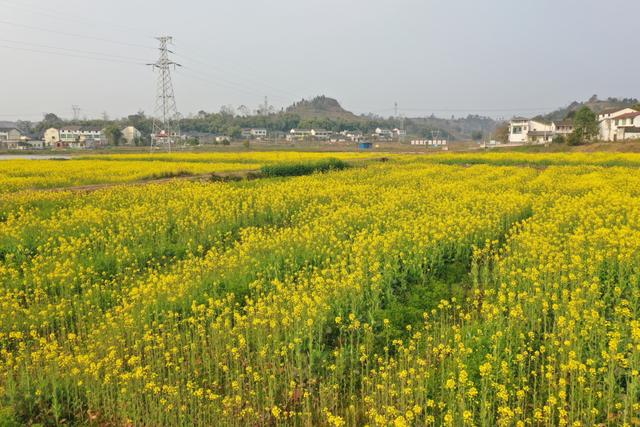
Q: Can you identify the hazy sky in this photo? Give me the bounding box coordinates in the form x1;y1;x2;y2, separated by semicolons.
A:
1;0;639;121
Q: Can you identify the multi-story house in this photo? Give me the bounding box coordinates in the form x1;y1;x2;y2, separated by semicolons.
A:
598;108;639;141
45;126;105;148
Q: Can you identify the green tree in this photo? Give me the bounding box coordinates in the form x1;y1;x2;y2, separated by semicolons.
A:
104;125;123;146
35;113;63;134
227;126;242;139
572;107;598;142
471;130;483;141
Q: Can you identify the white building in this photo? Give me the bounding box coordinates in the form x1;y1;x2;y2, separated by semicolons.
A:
287;129;312;141
25;140;45;149
374;128;394;139
251;128;267;138
554;120;574;136
44;126;105;148
339;130;363;142
43;128;60;147
612;111;640;141
311;129;332;139
598;108;640;141
0;127;21;144
122;126;142;145
509;118;571;144
241;128;267;139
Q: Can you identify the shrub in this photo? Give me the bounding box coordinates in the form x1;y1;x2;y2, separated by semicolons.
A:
552;135;566;144
566;130;584;146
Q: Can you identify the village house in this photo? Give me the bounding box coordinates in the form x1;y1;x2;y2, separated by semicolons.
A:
554;120;574;136
287;129;312;141
24;140;45;149
612;111;640;140
597;108;640;141
121;126;142;145
508;118;574;144
311;129;332;140
241;128;268;139
509;118;555;144
45;126;105;148
339;130;364;142
374;128;394;140
0;126;22;149
393;128;407;138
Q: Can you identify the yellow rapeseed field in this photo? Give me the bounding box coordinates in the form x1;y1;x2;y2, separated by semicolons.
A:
1;152;639;426
0;152;374;193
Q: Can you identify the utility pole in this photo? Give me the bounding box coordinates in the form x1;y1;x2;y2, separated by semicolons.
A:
148;36;181;152
72;105;81;121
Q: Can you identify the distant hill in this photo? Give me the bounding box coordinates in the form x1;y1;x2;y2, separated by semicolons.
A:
284;96;496;139
538;95;639;121
285;96;365;121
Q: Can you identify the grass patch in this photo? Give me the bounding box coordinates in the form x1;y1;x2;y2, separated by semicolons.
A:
260;158;349;177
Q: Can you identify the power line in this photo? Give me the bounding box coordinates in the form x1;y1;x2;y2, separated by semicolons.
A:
0;20;156;50
0;0;155;37
174;50;302;100
0;44;147;65
177;66;290;102
0;38;146;62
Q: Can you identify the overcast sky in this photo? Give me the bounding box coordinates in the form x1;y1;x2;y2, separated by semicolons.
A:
1;0;639;121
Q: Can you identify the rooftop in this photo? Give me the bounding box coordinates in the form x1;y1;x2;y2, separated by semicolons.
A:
598;107;638;116
59;125;103;132
615;111;640;120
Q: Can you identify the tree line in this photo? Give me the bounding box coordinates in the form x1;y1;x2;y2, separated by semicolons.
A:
15;111;453;144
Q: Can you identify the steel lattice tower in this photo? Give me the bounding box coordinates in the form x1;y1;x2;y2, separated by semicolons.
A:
149;36;181;151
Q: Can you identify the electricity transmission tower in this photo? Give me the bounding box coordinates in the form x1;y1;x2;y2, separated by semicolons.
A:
148;36;181;151
72;105;81;121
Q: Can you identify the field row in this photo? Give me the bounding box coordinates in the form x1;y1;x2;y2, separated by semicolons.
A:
6;151;640;194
